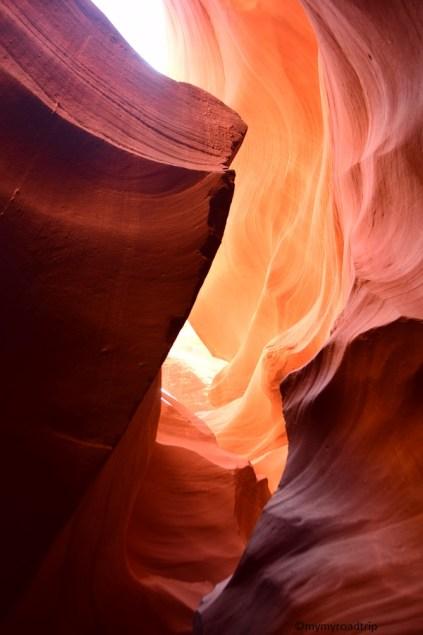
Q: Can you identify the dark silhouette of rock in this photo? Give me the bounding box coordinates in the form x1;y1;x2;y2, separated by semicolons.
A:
196;320;423;634
0;0;245;626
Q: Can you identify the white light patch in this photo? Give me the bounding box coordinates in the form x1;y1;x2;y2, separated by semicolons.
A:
92;0;169;74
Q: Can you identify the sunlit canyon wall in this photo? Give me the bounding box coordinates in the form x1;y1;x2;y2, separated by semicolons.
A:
0;0;422;634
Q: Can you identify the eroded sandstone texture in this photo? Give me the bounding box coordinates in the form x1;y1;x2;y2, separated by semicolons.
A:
165;0;423;491
173;0;422;633
196;320;423;634
1;0;422;633
0;1;260;632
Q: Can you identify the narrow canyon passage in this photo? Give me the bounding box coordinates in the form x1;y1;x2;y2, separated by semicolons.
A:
0;1;422;634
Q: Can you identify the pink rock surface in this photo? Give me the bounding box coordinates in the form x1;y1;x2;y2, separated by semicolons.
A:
196;319;423;634
1;0;422;632
165;0;423;493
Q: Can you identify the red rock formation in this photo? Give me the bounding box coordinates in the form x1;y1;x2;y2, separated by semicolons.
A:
174;0;422;632
2;0;423;632
0;1;258;631
165;0;423;492
4;382;267;634
165;0;339;490
196;319;423;634
126;393;268;633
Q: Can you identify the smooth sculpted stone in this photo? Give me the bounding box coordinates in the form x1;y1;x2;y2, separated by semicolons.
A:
195;320;423;634
2;0;423;632
163;0;423;492
0;0;245;626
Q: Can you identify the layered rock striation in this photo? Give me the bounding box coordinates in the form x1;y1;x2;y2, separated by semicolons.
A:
0;1;258;632
196;319;423;634
1;0;422;633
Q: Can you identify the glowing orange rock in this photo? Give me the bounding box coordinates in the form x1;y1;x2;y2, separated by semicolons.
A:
164;0;423;496
165;0;343;490
165;0;423;631
2;0;423;632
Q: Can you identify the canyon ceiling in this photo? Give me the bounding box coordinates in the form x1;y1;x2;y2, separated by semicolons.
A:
0;0;422;634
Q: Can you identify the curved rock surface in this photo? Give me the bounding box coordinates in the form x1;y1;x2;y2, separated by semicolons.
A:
0;0;249;630
5;386;267;634
196;319;423;633
1;0;422;633
165;0;423;491
165;0;338;489
164;0;423;631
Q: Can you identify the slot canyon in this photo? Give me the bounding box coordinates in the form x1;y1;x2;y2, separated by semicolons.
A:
0;0;422;633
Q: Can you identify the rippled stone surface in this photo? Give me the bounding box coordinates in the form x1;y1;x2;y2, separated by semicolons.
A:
0;1;246;630
1;0;422;632
196;319;423;634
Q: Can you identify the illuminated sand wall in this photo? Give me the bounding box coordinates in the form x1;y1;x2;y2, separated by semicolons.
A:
0;0;422;633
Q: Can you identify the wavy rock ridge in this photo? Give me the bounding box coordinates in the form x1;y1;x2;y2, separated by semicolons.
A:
0;1;262;633
1;0;422;633
165;0;423;492
162;0;423;632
